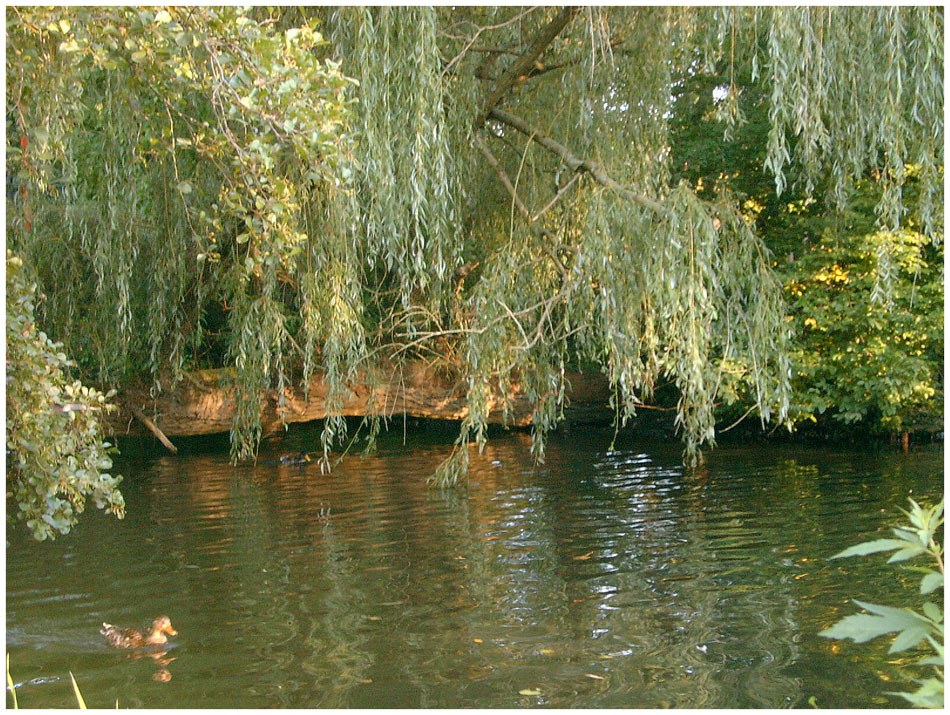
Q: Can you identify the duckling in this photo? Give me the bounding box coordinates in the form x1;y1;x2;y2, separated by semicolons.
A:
101;616;178;649
278;451;313;466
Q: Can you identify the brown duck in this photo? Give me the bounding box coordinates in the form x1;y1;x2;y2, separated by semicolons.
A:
101;616;178;648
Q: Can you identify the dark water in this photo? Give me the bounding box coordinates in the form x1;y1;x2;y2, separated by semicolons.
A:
5;426;943;708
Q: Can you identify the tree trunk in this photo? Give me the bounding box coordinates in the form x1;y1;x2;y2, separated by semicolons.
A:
105;361;613;443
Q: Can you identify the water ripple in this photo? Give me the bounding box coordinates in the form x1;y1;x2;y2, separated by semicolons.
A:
5;431;942;708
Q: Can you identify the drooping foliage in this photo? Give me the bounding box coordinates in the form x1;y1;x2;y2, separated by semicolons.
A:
6;7;943;484
667;40;944;439
6;253;125;540
7;6;358;462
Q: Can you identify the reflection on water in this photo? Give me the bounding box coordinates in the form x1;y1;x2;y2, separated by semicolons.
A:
6;426;943;708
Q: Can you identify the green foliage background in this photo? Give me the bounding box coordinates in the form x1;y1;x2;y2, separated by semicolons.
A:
668;35;943;438
5;7;944;506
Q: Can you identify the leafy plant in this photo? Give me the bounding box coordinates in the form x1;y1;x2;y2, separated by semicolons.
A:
7;6;360;464
819;498;944;708
6;252;125;540
668;49;943;444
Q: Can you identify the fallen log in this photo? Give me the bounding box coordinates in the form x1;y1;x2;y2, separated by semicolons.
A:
105;361;613;444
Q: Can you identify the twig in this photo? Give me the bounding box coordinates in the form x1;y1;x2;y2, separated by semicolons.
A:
442;6;540;78
718;403;758;433
130;407;179;453
532;172;580;223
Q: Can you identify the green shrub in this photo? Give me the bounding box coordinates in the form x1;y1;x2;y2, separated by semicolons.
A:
783;225;943;435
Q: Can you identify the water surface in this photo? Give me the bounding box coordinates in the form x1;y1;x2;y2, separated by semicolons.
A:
6;426;943;708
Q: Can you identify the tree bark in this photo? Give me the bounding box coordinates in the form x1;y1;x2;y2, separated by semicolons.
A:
105;361;613;442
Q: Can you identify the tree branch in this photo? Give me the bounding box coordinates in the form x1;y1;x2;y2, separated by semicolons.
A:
130;406;179;453
488;107;664;213
474;134;531;220
479;6;579;122
532;172;579;223
441;6;540;78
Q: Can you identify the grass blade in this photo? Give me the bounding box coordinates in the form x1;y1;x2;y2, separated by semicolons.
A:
6;653;18;709
69;672;87;709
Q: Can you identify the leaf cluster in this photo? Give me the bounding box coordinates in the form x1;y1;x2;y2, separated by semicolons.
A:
7;7;360;462
5;252;125;541
782;220;943;433
819;498;944;708
668;38;943;440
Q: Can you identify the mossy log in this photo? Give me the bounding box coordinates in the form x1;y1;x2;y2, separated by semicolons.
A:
105;361;613;443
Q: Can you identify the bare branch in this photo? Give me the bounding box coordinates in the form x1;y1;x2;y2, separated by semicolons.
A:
441;7;540;78
532;172;579;223
474;134;531;220
488;107;664;214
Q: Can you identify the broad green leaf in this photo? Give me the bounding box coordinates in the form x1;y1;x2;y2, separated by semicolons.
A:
818;613;905;643
887;676;944;709
854;600;927;621
888;545;928;563
829;538;905;559
920;572;944;595
921;602;942;623
819;600;932;649
890;625;930;653
854;600;935;653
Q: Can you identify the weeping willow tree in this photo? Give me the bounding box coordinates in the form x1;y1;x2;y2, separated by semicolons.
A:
7;7;944;488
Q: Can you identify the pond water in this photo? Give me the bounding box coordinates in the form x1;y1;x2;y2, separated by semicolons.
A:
5;425;943;708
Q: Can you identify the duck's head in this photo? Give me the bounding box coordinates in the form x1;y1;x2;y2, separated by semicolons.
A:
149;616;178;640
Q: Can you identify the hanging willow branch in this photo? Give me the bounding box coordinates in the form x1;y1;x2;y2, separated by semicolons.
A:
7;6;941;487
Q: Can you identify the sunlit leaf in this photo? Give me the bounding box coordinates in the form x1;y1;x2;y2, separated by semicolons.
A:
829;539;906;560
888;546;929;563
921;602;942;623
920;572;944;595
818;600;931;648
